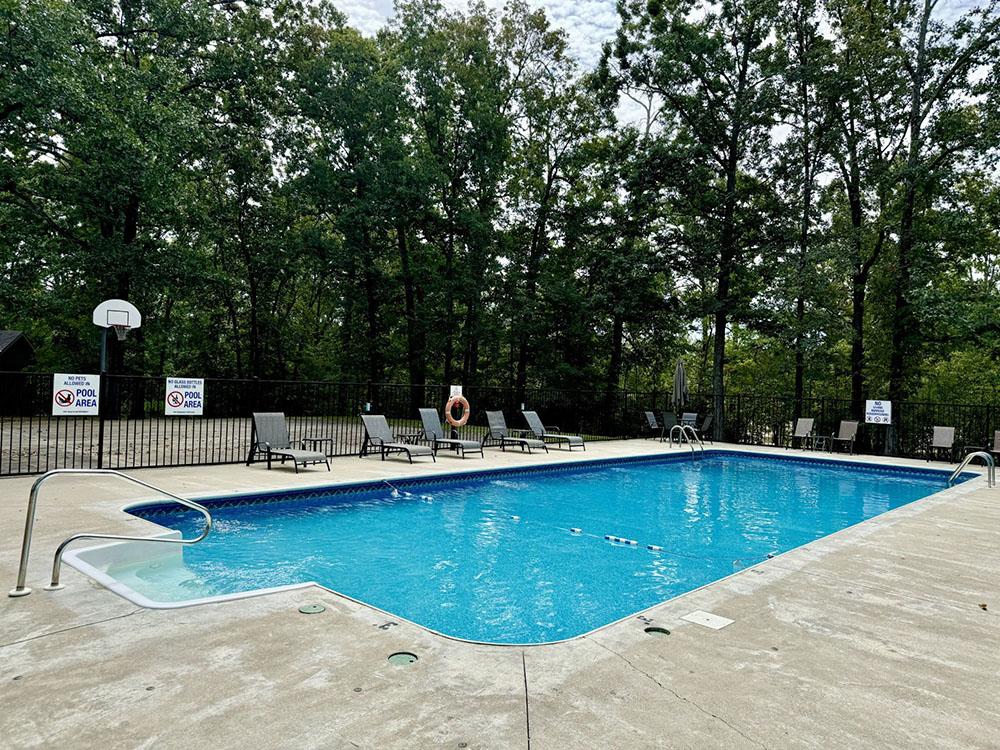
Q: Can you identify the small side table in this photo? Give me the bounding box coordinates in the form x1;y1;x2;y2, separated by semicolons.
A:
301;437;336;456
811;435;830;452
394;430;425;445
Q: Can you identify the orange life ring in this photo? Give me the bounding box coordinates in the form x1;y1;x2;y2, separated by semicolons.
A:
445;395;470;427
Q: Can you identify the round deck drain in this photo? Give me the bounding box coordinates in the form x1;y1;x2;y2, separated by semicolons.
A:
387;651;418;665
298;603;326;614
644;626;671;636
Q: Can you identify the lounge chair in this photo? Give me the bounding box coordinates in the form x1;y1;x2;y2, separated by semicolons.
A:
692;414;714;444
681;412;698;427
247;412;330;473
829;420;859;454
360;414;435;463
928;426;956;462
484;411;548;453
418;408;483;458
522;410;585;451
789;418;815;450
643;411;662;440
660;412;678;442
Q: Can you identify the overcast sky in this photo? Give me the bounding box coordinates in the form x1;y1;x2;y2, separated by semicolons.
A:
341;0;619;70
341;0;990;72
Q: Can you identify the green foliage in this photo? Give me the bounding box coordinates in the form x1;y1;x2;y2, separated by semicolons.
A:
0;0;997;407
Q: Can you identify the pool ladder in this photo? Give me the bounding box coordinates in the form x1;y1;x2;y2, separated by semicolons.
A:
948;451;995;488
9;469;213;598
668;424;705;459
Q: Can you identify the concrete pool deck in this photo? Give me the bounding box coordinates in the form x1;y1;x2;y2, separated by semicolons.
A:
1;441;998;749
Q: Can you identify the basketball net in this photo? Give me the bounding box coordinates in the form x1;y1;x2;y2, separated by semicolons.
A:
112;324;130;342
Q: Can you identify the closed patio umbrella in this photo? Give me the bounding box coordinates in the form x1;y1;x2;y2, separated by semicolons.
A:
672;360;688;408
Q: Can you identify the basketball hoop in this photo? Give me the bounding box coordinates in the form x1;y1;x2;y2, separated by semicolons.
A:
93;299;142;373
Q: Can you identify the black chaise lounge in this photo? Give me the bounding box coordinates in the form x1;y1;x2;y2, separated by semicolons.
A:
247;412;330;473
830;420;860;454
928;425;956;462
418;408;484;458
361;414;435;463
691;414;714;444
660;412;678;442
522;410;586;451
789;417;815;450
485;411;548;453
644;411;663;440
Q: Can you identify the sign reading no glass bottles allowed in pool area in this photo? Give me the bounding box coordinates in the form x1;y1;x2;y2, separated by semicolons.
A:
164;377;205;416
52;373;101;416
865;400;892;425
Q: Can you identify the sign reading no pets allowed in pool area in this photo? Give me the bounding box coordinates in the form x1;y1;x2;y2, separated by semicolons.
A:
164;377;205;416
52;373;101;416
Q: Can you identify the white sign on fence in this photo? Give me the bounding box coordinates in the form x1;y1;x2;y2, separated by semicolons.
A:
164;377;205;416
450;385;463;397
865;399;892;424
52;373;100;416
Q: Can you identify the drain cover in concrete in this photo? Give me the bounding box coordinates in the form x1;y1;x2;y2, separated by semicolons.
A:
681;610;734;630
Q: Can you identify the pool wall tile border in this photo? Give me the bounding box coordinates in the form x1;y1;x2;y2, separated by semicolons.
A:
127;449;972;518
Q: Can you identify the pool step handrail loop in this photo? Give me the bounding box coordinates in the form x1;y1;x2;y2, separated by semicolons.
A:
682;425;705;458
8;469;213;597
949;451;995;488
668;424;703;458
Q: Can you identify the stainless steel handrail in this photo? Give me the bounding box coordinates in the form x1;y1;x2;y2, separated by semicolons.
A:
668;424;704;458
948;451;995;488
682;425;706;457
9;469;213;597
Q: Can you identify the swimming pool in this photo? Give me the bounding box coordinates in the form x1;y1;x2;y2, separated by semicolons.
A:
85;452;961;644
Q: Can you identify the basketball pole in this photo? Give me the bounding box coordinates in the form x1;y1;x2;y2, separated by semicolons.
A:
97;327;110;469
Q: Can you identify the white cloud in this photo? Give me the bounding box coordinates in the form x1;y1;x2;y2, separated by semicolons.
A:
334;0;622;70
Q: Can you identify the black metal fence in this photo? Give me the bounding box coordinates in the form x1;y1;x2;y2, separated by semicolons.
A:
0;373;650;476
1;371;997;476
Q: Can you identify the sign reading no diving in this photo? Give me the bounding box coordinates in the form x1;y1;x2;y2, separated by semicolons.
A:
52;373;101;416
865;400;892;425
164;377;204;416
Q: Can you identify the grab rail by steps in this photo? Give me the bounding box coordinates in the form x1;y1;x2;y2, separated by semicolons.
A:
9;469;213;597
948;451;995;488
668;424;705;458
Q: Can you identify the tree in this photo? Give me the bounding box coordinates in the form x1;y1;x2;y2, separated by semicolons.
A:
610;0;782;437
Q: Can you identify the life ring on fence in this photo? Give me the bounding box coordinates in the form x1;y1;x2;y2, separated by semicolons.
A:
445;395;471;427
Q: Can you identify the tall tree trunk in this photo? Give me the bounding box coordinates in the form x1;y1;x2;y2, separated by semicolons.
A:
362;238;382;384
713;152;739;441
397;226;425;409
792;2;812;419
605;313;624;396
888;0;932;450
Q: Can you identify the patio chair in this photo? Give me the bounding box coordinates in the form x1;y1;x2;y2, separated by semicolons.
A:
484;411;548;453
927;426;956;462
659;412;678;442
360;414;435;463
992;430;1000;460
522;410;586;451
418;408;483;458
643;411;663;440
247;412;330;473
789;418;815;450
829;420;859;454
691;414;714;444
681;412;698;426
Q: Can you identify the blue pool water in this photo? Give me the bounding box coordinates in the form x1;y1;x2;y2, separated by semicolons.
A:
124;453;955;643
